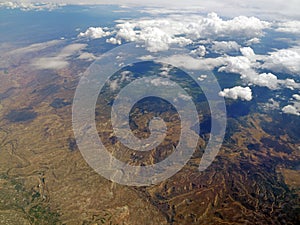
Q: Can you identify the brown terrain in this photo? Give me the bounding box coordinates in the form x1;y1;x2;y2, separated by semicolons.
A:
0;47;299;225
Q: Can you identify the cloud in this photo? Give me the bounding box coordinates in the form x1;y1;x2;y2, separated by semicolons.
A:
211;41;241;54
31;57;69;70
109;12;269;52
6;40;62;55
78;52;97;61
293;94;300;101
218;50;300;90
219;86;252;101
279;78;300;90
158;54;224;71
240;47;255;59
3;0;300;22
150;77;176;86
263;98;280;110
31;43;87;69
249;72;279;90
159;64;173;76
0;40;63;68
10;0;300;20
276;20;300;34
282;93;300;115
109;79;119;91
106;37;122;45
191;45;206;57
282;104;300;116
0;1;64;11
245;37;260;45
218;56;252;74
108;70;132;91
262;47;300;75
78;27;111;39
158;46;300;92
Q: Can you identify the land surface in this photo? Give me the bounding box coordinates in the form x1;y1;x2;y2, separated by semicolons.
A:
0;51;299;225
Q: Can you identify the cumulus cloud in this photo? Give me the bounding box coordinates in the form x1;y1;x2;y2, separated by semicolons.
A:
109;12;269;52
218;56;252;74
106;37;122;45
240;47;255;59
262;47;300;75
282;104;300;116
293;94;300;101
211;41;241;54
219;86;252;101
191;45;206;57
245;37;260;45
249;73;279;90
78;27;111;39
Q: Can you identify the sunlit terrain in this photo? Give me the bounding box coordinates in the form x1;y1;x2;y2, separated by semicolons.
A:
0;1;299;224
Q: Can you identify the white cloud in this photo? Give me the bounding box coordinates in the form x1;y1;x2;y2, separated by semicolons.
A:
197;74;208;81
279;78;300;90
245;37;260;45
249;72;279;90
240;47;255;59
218;56;252;74
0;40;63;68
110;13;269;52
262;47;300;75
31;57;69;70
219;86;252;101
0;1;64;11
78;27;111;39
120;71;132;81
263;98;280;110
109;79;119;91
276;20;300;34
4;0;300;19
218;52;300;90
31;43;87;69
191;45;206;57
159;64;173;76
178;93;192;100
78;52;97;61
106;37;122;45
158;54;224;71
293;94;300;101
150;77;176;86
6;40;62;55
282;104;300;116
211;41;241;54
